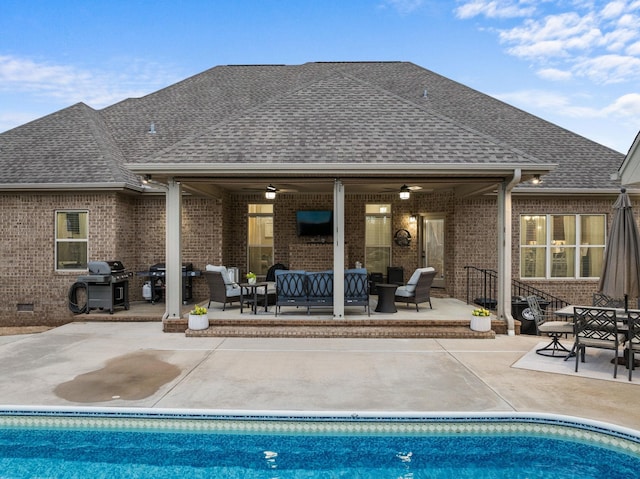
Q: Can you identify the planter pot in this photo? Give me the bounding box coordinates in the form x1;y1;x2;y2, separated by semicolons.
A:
188;313;209;330
247;277;256;284
470;315;491;332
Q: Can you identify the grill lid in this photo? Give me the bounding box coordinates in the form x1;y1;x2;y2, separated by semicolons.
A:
88;261;125;275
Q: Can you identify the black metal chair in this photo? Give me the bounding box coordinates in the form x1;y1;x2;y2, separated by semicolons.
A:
526;295;573;357
573;306;626;378
592;293;625;308
625;309;640;381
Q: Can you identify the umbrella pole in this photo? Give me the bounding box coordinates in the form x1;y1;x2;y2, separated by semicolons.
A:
625;294;629;312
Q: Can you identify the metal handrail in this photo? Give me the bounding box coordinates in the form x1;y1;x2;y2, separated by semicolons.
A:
464;265;570;312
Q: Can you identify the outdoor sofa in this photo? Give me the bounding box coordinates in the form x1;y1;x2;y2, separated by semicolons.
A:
275;268;370;316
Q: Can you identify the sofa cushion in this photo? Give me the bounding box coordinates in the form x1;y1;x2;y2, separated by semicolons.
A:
405;267;435;293
205;265;238;289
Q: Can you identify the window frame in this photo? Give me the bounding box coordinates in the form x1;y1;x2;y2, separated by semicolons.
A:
519;213;606;280
55;210;89;272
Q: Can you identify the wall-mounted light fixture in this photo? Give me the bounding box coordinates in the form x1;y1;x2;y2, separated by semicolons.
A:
265;184;277;200
531;174;541;185
399;184;411;200
409;214;417;223
142;174;152;185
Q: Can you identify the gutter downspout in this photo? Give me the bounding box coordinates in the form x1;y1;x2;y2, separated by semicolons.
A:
497;169;521;336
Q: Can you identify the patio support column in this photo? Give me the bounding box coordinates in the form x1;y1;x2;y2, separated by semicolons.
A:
164;178;183;321
333;179;345;319
497;169;520;336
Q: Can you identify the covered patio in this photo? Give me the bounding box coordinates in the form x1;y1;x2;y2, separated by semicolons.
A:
77;294;511;338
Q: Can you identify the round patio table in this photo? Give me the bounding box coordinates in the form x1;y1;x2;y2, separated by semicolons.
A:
375;284;398;313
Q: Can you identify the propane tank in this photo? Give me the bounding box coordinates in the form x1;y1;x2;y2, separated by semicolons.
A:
142;281;152;301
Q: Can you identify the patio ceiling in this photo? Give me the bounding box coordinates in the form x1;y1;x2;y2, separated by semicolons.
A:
133;162;552;198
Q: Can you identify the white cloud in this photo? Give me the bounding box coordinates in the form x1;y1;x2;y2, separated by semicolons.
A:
0;55;179;108
628;41;640;55
456;1;640;84
573;54;640;83
603;93;640;117
454;0;536;19
601;0;626;19
499;12;603;59
537;67;573;80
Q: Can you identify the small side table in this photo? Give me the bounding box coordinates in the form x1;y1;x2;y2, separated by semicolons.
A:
375;283;398;313
239;282;268;314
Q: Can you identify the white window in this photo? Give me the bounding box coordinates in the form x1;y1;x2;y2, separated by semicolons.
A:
520;214;605;279
55;211;88;271
247;204;274;276
365;204;391;274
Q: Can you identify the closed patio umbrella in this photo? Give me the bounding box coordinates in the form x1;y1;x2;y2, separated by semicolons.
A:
598;188;640;311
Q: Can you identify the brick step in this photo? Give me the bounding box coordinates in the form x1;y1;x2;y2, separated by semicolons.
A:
184;319;497;339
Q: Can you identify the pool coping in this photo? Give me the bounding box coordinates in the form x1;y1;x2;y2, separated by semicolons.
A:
1;406;639;456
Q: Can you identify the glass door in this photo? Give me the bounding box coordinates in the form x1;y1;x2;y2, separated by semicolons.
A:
422;215;445;288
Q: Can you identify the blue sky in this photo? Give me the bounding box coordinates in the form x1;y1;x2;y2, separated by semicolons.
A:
1;0;639;153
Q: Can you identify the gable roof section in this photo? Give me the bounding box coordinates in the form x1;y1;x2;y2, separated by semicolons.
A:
329;62;624;190
146;71;544;169
0;103;137;189
0;61;626;191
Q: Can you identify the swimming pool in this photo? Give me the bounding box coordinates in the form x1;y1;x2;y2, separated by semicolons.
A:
1;407;639;478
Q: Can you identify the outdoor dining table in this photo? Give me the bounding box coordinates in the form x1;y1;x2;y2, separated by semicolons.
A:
553;305;637;367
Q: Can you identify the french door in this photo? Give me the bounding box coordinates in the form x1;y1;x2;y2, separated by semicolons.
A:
422;215;445;288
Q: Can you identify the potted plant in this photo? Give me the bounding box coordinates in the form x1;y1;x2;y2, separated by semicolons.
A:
246;271;257;284
470;307;491;332
188;304;209;330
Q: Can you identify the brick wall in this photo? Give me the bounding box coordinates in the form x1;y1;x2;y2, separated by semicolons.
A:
0;188;630;326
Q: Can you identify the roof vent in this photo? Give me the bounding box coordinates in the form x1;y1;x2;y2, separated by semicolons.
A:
422;89;428;98
148;122;156;134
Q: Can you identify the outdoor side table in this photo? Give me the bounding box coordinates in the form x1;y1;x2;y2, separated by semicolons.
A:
239;282;268;314
375;283;398;313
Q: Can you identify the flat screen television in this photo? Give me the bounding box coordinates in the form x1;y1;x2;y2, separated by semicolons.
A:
296;210;333;237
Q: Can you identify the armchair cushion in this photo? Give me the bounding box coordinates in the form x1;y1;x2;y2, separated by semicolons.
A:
394;286;414;298
205;265;238;289
405;267;435;293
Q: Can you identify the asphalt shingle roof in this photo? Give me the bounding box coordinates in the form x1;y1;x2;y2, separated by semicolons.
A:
0;61;625;190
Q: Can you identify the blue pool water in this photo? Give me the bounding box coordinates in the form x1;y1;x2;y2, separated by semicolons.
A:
0;409;639;478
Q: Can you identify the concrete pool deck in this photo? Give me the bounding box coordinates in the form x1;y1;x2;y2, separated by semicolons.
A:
0;321;638;432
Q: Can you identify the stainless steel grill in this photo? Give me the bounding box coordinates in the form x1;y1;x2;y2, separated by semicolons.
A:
77;261;131;314
136;262;198;304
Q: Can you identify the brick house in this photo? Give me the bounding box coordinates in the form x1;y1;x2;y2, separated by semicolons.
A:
0;61;634;333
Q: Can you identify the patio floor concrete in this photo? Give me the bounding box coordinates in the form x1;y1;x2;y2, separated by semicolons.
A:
0;321;638;433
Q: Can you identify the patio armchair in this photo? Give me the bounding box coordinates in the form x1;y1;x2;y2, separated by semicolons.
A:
394;267;436;311
526;295;573;357
573;306;626;378
203;266;242;310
